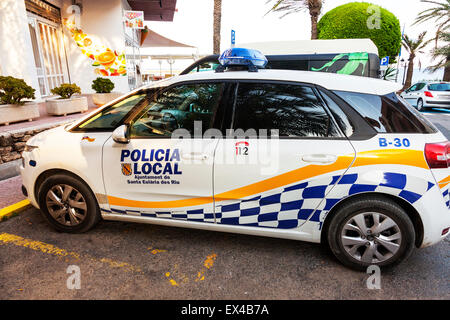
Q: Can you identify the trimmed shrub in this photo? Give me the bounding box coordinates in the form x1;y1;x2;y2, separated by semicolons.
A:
51;83;81;99
317;2;401;61
92;77;115;93
0;76;36;105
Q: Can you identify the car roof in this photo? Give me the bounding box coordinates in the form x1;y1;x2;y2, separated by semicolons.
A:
145;69;402;96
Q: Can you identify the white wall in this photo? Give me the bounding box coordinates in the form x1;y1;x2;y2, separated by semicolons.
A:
0;0;41;100
61;0;129;94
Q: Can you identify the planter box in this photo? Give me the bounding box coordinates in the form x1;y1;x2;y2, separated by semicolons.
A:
0;102;40;125
92;92;123;107
46;96;88;116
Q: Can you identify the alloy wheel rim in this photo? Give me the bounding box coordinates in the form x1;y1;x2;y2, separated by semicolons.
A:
340;212;402;264
45;184;87;226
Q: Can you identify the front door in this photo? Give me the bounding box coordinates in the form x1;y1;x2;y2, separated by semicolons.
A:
213;81;356;231
103;82;227;222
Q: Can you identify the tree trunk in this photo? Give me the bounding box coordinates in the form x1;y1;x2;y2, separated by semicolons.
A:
308;1;322;40
213;0;222;54
403;54;415;90
310;14;319;39
443;56;450;82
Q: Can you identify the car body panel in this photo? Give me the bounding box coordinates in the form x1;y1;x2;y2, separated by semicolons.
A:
20;71;449;250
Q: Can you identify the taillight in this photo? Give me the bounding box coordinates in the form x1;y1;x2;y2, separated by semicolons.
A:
425;142;450;169
424;91;434;98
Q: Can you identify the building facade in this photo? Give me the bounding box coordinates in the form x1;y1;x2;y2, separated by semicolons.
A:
0;0;177;100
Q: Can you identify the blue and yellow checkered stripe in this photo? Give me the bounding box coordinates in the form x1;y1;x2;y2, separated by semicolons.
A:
103;172;435;229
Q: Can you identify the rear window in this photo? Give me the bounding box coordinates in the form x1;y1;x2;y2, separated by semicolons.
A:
334;91;437;134
428;83;450;91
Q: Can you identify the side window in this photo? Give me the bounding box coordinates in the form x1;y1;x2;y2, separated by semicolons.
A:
233;82;340;138
130;83;224;138
267;60;308;71
334;91;422;133
73;93;148;131
407;84;417;92
319;90;354;137
416;83;426;90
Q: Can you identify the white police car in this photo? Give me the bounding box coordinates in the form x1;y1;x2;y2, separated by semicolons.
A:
21;48;450;270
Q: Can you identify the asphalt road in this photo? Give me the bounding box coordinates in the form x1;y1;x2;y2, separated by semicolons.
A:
0;113;449;300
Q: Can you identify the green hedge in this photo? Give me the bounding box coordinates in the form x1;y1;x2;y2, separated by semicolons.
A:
51;83;81;99
318;2;401;60
0;76;35;105
92;77;115;93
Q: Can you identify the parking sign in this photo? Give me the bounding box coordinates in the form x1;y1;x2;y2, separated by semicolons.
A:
380;56;389;67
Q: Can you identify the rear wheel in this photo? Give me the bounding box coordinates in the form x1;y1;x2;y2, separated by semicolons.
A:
327;196;415;270
38;174;101;233
417;98;425;111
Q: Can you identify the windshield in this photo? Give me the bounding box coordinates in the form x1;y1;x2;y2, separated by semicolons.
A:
72;91;154;132
428;83;450;91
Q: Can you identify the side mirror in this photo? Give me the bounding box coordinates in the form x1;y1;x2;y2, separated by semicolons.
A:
112;124;129;144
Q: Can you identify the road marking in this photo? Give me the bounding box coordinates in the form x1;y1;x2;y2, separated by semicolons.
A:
147;247;167;255
165;272;179;286
0;232;142;273
164;253;218;286
195;253;217;282
0;200;31;221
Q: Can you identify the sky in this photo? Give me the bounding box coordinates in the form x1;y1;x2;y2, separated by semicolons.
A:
144;0;446;81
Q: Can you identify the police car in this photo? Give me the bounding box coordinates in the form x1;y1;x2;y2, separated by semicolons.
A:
20;48;450;270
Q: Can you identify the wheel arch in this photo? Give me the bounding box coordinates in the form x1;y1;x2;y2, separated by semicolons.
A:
34;169;96;205
320;192;424;248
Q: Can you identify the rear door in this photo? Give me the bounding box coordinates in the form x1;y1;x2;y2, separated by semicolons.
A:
213;81;356;231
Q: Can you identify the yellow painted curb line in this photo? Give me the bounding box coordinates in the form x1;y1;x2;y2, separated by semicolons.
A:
0;200;31;221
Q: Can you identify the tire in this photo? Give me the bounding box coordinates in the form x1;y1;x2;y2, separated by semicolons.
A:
38;174;101;233
327;196;415;271
417;98;425;111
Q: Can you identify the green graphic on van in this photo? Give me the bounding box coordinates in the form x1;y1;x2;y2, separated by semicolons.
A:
311;52;369;76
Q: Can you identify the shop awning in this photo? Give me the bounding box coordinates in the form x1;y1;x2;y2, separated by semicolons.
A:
141;28;195;48
128;0;177;21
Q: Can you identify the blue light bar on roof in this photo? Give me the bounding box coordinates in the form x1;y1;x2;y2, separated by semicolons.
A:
218;48;268;70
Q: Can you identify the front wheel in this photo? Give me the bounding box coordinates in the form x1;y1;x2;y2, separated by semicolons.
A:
327;196;415;271
38;174;101;233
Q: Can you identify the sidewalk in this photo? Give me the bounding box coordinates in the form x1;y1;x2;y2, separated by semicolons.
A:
0;94;97;134
0;175;25;208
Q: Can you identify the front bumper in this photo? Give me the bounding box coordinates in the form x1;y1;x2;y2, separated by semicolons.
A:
20;154;40;209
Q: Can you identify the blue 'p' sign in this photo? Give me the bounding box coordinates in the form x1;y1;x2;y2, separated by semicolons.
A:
380;56;389;66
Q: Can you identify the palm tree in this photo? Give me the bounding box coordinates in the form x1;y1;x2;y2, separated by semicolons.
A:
414;0;450;80
213;0;222;54
427;30;450;80
402;32;430;90
266;0;324;39
382;66;398;81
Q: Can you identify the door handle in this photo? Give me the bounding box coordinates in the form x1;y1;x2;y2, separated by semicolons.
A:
181;152;209;161
302;154;337;164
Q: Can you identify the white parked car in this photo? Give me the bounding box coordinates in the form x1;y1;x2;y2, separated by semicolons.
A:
400;81;450;111
20;49;450;270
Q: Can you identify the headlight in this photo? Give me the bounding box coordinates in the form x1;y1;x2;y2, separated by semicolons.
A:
23;145;39;152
